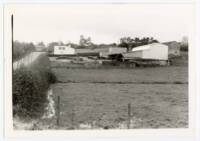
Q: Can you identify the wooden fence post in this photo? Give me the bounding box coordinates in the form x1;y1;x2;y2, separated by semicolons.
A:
56;96;60;126
71;106;75;129
127;103;131;129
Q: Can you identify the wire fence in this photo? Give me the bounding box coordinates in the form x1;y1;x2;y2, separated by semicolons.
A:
13;93;133;130
54;95;132;129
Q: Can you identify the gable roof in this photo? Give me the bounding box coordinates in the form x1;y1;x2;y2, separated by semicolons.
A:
131;43;168;52
131;45;150;52
163;41;179;45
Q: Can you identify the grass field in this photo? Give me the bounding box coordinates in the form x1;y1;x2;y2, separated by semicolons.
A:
49;52;188;129
52;66;187;83
52;83;187;129
51;66;188;129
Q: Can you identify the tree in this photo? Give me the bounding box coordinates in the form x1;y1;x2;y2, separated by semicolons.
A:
180;36;188;51
149;37;159;43
47;42;60;53
13;41;36;61
118;36;159;51
37;41;45;47
119;37;134;51
79;35;93;47
119;37;139;51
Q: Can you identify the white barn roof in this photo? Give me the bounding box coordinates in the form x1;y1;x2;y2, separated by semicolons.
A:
131;45;150;52
124;43;168;60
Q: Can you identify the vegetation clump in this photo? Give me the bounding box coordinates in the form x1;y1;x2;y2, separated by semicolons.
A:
13;41;36;61
13;54;56;118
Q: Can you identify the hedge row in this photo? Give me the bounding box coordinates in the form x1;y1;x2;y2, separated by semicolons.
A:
13;41;36;62
13;54;56;118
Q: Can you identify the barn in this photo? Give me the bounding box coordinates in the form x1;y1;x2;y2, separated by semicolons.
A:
75;48;100;56
163;41;181;58
108;47;127;54
122;43;168;60
54;45;75;55
99;47;127;58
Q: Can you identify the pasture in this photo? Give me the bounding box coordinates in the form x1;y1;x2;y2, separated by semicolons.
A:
51;64;188;129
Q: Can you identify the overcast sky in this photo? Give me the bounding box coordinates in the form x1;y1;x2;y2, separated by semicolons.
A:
11;4;193;45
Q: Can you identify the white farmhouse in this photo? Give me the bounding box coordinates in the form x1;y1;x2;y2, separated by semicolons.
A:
54;45;75;55
123;43;168;60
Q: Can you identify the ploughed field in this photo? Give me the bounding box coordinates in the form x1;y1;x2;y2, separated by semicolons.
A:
51;64;188;129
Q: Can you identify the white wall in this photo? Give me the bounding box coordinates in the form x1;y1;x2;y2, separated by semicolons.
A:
54;45;75;55
123;51;142;59
142;43;168;60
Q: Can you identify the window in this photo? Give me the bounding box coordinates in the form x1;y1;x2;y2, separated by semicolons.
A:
58;47;65;50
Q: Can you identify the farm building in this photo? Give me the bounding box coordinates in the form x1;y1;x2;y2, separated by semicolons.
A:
100;47;127;58
163;41;181;57
54;45;76;55
122;43;168;60
108;47;127;54
75;48;100;56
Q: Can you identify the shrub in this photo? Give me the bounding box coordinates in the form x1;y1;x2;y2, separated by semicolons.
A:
13;54;56;118
13;67;47;118
47;71;57;83
180;44;188;52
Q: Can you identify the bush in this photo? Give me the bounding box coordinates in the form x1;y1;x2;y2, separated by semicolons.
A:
47;71;57;83
13;54;56;118
13;68;47;118
180;44;188;52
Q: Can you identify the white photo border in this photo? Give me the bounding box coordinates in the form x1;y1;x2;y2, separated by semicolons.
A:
1;1;200;141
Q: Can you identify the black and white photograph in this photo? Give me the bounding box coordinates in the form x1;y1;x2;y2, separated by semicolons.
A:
2;2;198;137
10;4;190;130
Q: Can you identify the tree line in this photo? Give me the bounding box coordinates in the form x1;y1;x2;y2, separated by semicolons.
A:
47;35;160;53
13;35;188;57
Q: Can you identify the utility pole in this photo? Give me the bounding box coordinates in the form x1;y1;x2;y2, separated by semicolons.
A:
11;14;13;70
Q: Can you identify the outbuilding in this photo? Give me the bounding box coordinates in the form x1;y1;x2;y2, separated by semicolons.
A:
100;47;127;58
163;41;181;58
123;43;168;60
54;45;75;55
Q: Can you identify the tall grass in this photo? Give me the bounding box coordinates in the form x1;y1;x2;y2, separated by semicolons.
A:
13;54;56;118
